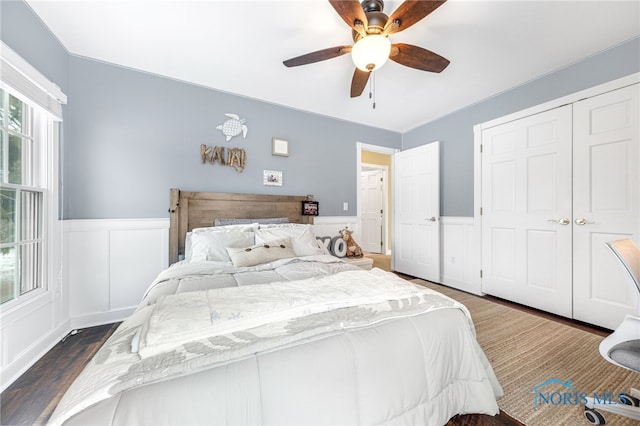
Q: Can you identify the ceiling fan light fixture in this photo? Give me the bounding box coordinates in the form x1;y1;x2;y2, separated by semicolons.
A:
351;34;391;72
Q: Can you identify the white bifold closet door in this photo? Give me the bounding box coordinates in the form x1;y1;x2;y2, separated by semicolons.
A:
481;83;639;329
481;105;573;317
572;85;639;329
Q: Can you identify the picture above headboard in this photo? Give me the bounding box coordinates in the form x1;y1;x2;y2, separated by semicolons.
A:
168;189;314;264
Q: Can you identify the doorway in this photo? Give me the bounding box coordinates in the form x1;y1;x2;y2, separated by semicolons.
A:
356;142;398;256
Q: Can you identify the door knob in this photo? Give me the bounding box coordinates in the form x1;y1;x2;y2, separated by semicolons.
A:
547;218;570;225
426;217;437;222
575;218;595;226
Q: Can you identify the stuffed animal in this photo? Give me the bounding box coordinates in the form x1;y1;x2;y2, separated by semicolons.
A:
339;228;363;258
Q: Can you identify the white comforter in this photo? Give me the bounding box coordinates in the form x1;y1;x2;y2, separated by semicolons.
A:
136;268;470;358
50;260;502;426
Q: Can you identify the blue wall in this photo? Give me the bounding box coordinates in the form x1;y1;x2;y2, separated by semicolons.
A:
64;57;400;219
403;37;640;217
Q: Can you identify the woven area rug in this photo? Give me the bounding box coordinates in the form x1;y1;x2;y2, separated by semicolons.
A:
411;279;640;426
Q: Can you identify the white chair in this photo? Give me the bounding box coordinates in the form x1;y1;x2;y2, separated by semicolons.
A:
584;239;640;425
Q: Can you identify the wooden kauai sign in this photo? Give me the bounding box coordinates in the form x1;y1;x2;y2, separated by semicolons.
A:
201;144;246;173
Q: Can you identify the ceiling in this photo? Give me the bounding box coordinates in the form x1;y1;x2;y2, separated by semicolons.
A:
25;0;640;133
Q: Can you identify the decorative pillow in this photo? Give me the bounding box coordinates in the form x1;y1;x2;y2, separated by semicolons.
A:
189;230;255;262
226;238;296;268
185;224;258;261
214;217;289;226
255;224;324;256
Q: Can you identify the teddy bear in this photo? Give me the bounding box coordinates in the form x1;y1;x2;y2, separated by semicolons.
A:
339;228;363;258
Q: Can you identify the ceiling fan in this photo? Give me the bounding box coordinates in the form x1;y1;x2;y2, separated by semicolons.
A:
283;0;450;98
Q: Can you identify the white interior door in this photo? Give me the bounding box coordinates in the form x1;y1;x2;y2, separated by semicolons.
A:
393;142;440;281
361;169;384;253
481;105;573;317
572;84;639;329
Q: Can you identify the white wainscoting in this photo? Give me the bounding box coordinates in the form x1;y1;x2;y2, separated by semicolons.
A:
315;216;481;294
64;219;170;329
0;291;68;392
440;217;481;295
312;216;359;239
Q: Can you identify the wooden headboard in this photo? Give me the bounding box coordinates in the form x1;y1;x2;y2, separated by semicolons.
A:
169;189;314;264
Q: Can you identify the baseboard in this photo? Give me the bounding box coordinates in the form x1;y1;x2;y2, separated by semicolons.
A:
70;307;136;330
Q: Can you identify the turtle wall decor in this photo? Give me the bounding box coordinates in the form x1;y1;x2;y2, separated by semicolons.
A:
216;113;248;141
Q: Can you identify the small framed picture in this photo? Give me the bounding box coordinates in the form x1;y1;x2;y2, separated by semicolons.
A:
272;138;288;157
263;170;283;186
302;201;319;216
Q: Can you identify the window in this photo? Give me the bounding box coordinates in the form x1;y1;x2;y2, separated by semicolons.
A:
0;42;64;309
1;88;45;304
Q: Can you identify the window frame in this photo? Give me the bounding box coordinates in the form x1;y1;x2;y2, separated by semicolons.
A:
0;83;60;310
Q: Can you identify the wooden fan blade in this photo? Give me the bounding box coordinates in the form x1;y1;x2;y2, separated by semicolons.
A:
283;46;352;67
350;68;370;98
389;43;450;72
329;0;368;37
384;0;446;35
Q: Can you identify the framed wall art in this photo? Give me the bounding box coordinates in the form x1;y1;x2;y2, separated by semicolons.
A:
302;200;319;216
272;138;289;157
263;170;283;186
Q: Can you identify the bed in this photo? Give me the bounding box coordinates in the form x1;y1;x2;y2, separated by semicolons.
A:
49;189;502;425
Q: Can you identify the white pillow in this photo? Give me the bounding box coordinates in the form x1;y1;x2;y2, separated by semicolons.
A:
185;224;258;261
226;238;296;267
190;230;255;262
255;224;324;256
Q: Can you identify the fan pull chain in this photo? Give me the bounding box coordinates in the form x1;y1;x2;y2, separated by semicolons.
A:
369;71;376;109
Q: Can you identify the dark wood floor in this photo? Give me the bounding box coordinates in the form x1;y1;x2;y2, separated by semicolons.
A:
1;272;609;425
0;323;119;425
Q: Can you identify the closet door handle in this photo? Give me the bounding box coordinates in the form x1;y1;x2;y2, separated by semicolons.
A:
426;216;437;222
575;218;595;226
547;218;570;225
